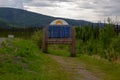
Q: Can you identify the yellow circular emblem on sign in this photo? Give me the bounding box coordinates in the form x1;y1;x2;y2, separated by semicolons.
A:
50;19;69;25
56;20;63;25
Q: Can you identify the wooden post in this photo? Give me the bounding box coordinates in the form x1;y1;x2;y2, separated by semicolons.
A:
70;27;76;57
42;27;48;53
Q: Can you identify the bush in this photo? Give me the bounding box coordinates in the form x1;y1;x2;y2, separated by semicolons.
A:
31;30;42;48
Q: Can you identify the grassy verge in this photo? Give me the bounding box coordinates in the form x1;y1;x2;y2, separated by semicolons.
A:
48;45;120;80
1;38;120;80
48;44;70;57
77;55;120;80
0;39;70;80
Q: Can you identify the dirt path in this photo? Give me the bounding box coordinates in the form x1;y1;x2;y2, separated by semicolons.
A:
48;54;102;80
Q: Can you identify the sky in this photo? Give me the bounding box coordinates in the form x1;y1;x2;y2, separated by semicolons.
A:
0;0;120;23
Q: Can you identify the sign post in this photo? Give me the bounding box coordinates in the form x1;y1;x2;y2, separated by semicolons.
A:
42;19;76;57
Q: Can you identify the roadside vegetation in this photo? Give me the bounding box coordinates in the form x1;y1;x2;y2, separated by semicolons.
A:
0;19;120;80
76;23;120;62
0;39;70;80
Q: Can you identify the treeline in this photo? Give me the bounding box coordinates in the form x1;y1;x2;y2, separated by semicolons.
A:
76;23;120;61
0;27;42;38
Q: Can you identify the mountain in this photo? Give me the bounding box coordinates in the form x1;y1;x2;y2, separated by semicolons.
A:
0;18;10;28
0;7;92;28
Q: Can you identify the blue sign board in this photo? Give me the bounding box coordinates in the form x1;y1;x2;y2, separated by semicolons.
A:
49;25;71;38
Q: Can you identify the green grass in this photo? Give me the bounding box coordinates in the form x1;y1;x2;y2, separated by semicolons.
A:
48;44;70;57
47;44;120;80
77;55;120;80
0;38;120;80
0;39;70;80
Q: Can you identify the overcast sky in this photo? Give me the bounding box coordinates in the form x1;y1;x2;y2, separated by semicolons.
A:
0;0;120;23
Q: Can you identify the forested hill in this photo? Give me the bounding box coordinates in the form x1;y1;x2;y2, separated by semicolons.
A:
0;7;92;28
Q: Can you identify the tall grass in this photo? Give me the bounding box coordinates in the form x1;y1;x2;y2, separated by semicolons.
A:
31;30;42;48
0;38;70;80
31;25;120;61
76;24;120;61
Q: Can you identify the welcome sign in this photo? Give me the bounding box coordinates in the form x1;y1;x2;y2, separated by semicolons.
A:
49;25;71;38
49;19;71;38
42;19;76;57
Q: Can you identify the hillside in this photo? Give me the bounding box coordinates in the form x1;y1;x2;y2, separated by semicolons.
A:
0;18;10;28
0;7;92;28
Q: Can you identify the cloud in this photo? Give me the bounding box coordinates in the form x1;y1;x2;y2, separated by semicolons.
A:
44;0;73;2
0;0;120;22
25;1;57;7
0;0;24;9
24;0;120;22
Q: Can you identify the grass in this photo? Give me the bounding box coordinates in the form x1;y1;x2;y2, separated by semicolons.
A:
0;38;70;80
48;44;70;57
0;37;120;80
76;55;120;80
47;44;120;80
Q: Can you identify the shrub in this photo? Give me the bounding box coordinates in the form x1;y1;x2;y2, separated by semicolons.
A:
31;30;42;48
